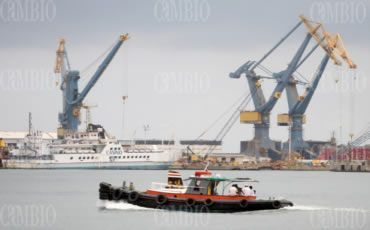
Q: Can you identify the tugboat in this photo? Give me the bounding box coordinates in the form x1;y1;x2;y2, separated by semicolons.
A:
99;166;293;213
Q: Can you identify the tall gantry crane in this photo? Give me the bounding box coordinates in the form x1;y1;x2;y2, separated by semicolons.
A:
54;34;129;135
229;15;353;159
230;16;310;159
280;16;356;156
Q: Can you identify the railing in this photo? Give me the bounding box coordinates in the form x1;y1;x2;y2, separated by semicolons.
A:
150;182;205;192
126;149;163;153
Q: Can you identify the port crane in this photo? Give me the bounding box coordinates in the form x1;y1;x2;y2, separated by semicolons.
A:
281;16;356;156
229;15;356;159
230;16;317;159
54;34;129;135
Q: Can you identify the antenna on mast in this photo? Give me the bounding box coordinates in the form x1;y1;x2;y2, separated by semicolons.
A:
28;112;32;136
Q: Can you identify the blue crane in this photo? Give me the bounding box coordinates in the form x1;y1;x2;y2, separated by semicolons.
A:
283;54;330;155
54;34;129;134
280;17;356;157
229;15;356;159
229;17;315;159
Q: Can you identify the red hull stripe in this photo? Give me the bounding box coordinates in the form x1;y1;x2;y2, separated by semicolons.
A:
145;190;256;201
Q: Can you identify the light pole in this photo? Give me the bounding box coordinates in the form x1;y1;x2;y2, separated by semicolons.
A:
122;95;128;139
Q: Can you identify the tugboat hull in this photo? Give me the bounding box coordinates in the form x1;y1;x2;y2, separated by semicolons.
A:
99;182;293;213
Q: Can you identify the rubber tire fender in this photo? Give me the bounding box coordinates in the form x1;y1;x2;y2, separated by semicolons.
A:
204;198;214;207
272;200;281;209
185;198;196;207
155;195;168;205
239;199;248;208
128;191;140;202
112;188;123;201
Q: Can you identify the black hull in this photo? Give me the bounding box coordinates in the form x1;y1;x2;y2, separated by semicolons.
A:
99;182;293;213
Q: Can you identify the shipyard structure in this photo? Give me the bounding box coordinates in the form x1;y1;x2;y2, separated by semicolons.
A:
1;15;369;171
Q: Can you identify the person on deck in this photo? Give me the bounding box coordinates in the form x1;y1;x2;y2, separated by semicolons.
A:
235;184;242;195
242;185;251;196
249;186;255;196
229;184;238;195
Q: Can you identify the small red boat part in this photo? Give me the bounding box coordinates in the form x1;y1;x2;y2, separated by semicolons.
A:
99;167;293;213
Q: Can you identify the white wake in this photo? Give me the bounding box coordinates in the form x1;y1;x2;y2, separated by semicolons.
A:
283;205;370;213
96;200;370;214
97;200;152;211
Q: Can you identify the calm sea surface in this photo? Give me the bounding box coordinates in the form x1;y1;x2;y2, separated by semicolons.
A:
0;170;369;230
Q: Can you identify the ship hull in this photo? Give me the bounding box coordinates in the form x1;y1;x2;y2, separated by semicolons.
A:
1;160;171;170
99;183;294;213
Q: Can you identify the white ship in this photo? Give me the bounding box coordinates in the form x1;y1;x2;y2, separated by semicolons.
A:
3;125;175;169
1;35;180;169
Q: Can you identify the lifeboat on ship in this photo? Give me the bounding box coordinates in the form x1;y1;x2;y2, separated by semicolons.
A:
99;168;293;213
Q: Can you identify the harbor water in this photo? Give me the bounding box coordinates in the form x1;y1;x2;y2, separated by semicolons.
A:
0;170;369;229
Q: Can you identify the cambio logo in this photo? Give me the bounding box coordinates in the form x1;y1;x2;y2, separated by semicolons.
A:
0;69;55;91
310;209;368;229
310;0;367;24
154;0;211;22
154;71;211;94
153;206;210;227
0;0;56;22
0;204;57;227
317;69;367;94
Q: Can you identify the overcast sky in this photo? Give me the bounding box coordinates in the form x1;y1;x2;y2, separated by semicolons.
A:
0;0;369;151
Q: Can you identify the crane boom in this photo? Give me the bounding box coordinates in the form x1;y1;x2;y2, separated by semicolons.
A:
257;33;312;113
250;21;303;71
75;34;129;104
229;61;266;108
291;55;330;114
326;33;357;69
54;38;71;75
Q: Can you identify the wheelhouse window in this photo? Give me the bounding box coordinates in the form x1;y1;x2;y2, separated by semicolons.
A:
194;180;200;191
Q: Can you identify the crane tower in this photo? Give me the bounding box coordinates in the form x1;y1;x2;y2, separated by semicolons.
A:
54;34;129;137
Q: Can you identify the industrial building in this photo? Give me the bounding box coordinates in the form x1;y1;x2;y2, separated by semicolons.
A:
0;131;56;149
